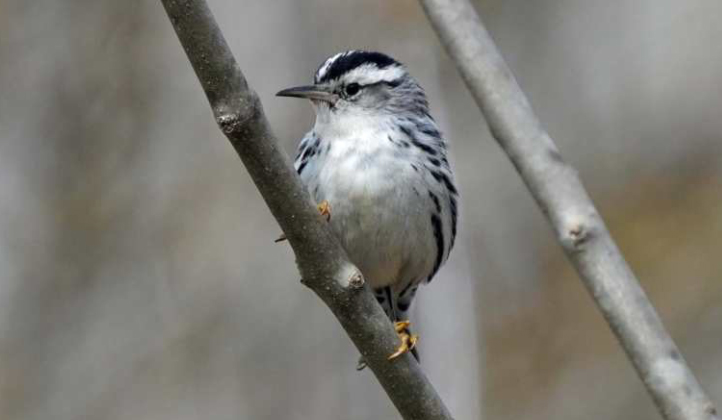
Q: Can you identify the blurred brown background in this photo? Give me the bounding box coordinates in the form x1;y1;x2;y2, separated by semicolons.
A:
1;0;721;419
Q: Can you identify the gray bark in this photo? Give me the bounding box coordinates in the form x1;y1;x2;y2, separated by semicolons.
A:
159;1;454;419
418;0;720;419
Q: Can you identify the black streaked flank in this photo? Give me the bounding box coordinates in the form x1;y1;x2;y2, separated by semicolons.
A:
294;140;308;160
442;173;458;195
417;122;441;138
428;213;445;283
399;124;414;139
449;195;458;249
431;170;442;183
295;133;321;175
297;160;309;175
295;143;308;174
429;191;441;213
400;125;438;156
422;128;441;138
431;170;457;195
316;51;399;84
413;138;438;156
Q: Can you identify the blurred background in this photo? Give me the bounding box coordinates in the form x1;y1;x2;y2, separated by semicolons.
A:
1;0;721;419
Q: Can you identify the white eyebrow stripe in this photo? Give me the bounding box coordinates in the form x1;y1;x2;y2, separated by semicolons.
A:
315;51;351;82
344;65;405;85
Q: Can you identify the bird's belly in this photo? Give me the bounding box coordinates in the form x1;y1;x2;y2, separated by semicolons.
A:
313;160;434;289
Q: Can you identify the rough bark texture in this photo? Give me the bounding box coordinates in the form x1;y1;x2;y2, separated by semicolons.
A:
418;0;720;419
159;1;454;419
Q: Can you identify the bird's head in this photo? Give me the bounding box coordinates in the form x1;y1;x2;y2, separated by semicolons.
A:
277;50;429;122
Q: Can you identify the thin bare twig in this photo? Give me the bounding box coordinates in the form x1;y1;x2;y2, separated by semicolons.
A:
159;1;454;418
418;0;719;419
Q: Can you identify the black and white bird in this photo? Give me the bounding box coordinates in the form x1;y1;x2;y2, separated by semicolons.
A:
277;50;458;365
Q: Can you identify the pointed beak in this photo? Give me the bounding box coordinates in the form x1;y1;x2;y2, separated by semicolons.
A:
276;85;338;104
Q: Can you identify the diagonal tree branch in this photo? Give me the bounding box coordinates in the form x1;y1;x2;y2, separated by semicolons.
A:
418;1;720;419
159;1;454;419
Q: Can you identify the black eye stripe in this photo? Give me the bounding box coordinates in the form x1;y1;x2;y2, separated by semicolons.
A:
384;79;402;88
347;79;401;89
337;79;402;98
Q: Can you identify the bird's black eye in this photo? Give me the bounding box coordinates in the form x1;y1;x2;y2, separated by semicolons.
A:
344;83;361;96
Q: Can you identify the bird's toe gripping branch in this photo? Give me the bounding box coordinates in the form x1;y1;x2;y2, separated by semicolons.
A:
275;200;332;243
355;320;418;371
316;200;331;221
388;320;419;360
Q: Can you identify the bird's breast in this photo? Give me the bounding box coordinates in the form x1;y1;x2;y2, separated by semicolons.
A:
305;138;434;288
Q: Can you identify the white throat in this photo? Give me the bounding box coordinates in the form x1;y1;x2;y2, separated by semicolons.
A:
312;106;391;144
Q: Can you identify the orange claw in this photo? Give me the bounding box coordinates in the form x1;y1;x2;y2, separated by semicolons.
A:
274;200;331;243
388;320;418;361
317;200;331;221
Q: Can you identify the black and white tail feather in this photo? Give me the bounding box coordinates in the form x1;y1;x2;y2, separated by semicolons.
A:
282;50;458;363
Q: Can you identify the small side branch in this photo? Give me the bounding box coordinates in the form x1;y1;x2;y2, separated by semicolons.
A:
159;1;454;418
418;1;719;419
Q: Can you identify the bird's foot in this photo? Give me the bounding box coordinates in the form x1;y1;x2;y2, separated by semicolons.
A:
388;320;418;361
355;321;417;370
317;200;331;221
275;200;331;242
